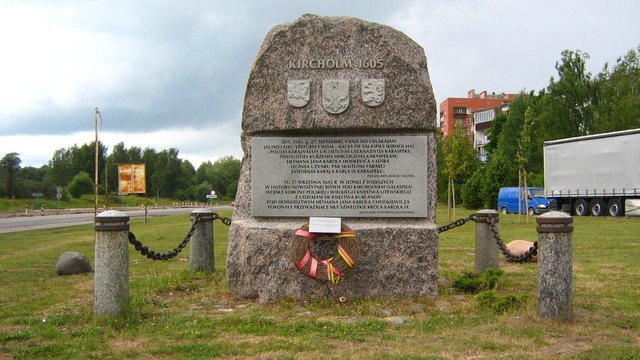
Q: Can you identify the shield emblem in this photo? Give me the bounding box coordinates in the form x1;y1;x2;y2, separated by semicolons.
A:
362;79;385;107
287;80;311;107
322;79;350;114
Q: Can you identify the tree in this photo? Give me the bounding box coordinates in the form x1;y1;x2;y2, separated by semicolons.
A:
0;153;22;198
195;161;214;186
593;45;640;132
194;181;213;201
516;107;534;222
479;152;515;209
194;157;241;200
48;141;107;187
461;166;486;209
441;123;480;219
175;160;196;200
152;148;185;198
211;156;241;200
67;172;94;198
477;94;532;209
48;147;75;186
142;148;158;198
540;50;596;139
17;165;51;199
483;113;508;156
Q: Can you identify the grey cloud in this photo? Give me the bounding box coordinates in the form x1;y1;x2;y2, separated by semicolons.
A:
1;0;413;136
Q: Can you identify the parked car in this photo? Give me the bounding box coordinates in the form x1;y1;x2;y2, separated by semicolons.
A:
497;187;549;215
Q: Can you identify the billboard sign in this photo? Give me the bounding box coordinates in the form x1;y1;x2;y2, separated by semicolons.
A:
118;163;146;194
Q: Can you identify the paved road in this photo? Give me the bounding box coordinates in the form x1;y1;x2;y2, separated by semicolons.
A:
0;206;233;234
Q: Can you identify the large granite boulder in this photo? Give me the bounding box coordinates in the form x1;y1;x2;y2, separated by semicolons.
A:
56;251;93;275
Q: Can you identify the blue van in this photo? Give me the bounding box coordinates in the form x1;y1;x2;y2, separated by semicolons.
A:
497;187;549;215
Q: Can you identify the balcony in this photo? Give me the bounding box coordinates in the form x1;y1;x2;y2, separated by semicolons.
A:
453;107;469;115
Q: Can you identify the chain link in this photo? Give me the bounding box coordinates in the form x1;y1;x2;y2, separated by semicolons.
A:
438;214;538;263
487;216;538;263
127;212;233;260
128;214;202;260
213;212;232;226
437;214;477;233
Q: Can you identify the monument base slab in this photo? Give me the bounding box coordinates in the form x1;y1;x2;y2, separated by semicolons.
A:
228;219;438;303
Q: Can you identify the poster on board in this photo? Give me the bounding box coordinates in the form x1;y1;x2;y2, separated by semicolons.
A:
118;163;146;194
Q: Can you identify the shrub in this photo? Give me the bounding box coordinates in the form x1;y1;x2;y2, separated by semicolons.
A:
452;268;504;293
67;172;94;198
476;290;529;314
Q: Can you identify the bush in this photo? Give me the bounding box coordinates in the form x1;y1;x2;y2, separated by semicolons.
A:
67;172;94;198
452;268;504;293
461;168;485;209
476;290;529;314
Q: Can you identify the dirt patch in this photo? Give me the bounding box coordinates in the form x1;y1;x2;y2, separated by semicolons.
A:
541;336;592;357
0;325;26;333
0;352;16;360
107;337;149;355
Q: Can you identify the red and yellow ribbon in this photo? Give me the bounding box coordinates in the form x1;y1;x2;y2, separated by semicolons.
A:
294;229;356;284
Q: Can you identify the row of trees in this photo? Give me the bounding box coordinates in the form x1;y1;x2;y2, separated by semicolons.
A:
0;142;241;201
439;45;640;210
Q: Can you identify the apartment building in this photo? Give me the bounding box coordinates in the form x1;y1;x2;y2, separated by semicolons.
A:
473;104;510;161
439;89;515;138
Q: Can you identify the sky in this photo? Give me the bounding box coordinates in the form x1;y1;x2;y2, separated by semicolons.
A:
1;0;638;168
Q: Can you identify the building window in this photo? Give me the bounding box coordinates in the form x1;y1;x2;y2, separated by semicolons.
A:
454;107;467;114
467;119;472;125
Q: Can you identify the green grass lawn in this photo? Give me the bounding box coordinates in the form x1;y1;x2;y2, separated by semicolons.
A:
1;207;639;359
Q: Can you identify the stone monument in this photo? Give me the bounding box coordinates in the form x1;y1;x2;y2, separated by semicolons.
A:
227;14;438;303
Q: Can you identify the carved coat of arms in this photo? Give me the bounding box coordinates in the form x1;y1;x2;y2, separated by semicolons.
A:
322;79;350;114
362;79;385;107
287;80;311;107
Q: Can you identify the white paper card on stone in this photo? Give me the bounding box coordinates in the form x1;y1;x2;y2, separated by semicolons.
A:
309;217;341;233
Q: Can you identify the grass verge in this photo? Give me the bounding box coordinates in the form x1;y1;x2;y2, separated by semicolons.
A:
1;207;639;359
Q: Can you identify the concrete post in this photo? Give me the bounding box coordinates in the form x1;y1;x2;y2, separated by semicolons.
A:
94;210;130;317
475;209;500;273
190;209;215;272
536;211;573;321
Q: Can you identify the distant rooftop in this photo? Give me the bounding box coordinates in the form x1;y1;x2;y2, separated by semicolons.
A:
467;89;515;99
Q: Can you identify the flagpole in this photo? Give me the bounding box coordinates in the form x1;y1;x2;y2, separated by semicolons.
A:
94;107;100;221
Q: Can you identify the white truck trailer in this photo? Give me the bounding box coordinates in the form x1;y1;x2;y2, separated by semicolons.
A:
544;128;640;216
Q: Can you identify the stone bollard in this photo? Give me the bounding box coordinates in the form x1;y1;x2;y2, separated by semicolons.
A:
94;210;130;317
536;211;573;321
475;209;500;273
190;209;214;273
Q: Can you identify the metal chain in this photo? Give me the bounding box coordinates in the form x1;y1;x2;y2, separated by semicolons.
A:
487;216;538;263
213;212;232;226
128;214;202;260
438;214;538;263
438;214;477;233
128;212;232;260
